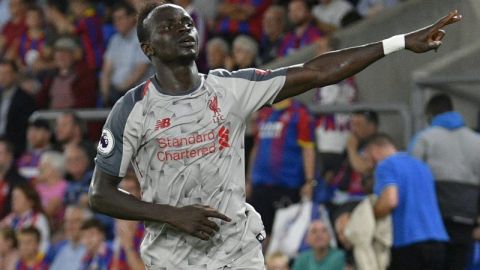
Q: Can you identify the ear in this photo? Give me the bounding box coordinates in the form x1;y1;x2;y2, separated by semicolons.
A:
141;43;154;57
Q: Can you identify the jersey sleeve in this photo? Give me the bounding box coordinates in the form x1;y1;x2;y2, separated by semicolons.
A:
95;90;143;177
209;68;287;118
373;160;397;196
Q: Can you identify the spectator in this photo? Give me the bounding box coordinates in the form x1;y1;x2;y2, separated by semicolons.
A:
1;183;50;253
64;143;93;207
365;133;448;270
293;220;345;270
231;35;258;69
0;0;28;56
277;0;324;57
79;218;113;270
327;110;377;203
0;227;18;270
110;169;144;270
36;37;97;109
356;0;399;18
16;119;52;180
49;205;91;270
0;59;36;157
35;151;68;230
100;2;151;107
216;0;272;41
206;37;230;70
0;139;26;219
248;98;315;238
266;251;289;270
5;6;47;71
259;5;286;64
312;0;353;31
54;111;95;157
51;0;104;71
409;93;480;270
14;226;49;270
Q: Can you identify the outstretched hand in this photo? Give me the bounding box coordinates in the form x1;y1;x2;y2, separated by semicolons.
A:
168;204;231;241
406;10;462;53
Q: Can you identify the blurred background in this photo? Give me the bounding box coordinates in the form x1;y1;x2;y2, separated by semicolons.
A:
0;0;478;269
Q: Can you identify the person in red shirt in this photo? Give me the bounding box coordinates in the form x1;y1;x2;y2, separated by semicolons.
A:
0;0;28;56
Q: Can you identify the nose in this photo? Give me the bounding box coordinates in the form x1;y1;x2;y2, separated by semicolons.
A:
177;21;193;33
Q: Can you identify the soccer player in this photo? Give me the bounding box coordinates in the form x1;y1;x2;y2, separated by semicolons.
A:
89;2;461;269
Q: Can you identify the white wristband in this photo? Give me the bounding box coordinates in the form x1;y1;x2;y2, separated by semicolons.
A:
382;34;405;55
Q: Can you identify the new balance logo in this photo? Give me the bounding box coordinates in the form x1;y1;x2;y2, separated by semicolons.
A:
218;126;230;150
155;118;171;130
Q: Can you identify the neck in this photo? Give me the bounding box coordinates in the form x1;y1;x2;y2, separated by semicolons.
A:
314;247;329;261
59;67;72;76
23;253;39;266
295;21;311;36
152;61;200;95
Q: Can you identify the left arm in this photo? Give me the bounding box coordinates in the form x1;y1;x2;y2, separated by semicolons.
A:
374;185;398;218
274;10;461;102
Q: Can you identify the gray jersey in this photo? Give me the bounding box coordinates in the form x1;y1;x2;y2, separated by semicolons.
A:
95;68;286;269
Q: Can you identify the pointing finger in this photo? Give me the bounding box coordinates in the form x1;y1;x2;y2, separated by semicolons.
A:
433;10;462;31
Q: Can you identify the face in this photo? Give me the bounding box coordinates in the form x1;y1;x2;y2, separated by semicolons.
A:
54;50;76;70
364;145;381;164
9;0;26;18
26;9;43;29
113;9;136;35
288;1;310;26
233;45;255;69
350;114;376;140
37;158;53;182
12;188;32;214
69;1;85;18
55;114;76;143
64;145;89;179
18;233;39;259
206;44;227;69
263;8;284;39
142;5;199;64
81;228;104;254
27;127;50;149
64;208;84;242
0;234;12;254
0;143;12;173
0;64;17;89
306;221;330;250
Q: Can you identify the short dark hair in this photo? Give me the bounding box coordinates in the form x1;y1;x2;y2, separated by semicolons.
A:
112;1;137;17
364;132;397;149
0;227;18;248
46;0;68;14
425;93;453;117
18;226;41;243
14;183;44;214
81;218;106;234
137;1;170;44
353;109;379;126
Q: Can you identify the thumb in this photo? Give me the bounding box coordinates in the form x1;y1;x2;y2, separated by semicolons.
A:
428;40;442;51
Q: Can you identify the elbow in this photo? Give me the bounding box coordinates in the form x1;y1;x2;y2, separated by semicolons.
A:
88;187;107;213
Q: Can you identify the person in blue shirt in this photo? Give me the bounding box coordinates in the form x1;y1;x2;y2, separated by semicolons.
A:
364;132;449;270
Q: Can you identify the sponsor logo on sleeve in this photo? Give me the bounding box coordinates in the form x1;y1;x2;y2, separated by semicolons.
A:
98;129;114;156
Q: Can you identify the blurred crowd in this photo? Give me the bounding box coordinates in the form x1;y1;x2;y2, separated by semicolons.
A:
3;0;479;270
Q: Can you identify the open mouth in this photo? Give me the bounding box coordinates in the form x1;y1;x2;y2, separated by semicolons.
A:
179;36;196;47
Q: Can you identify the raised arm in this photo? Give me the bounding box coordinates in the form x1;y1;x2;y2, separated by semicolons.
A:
274;10;462;102
89;167;231;240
